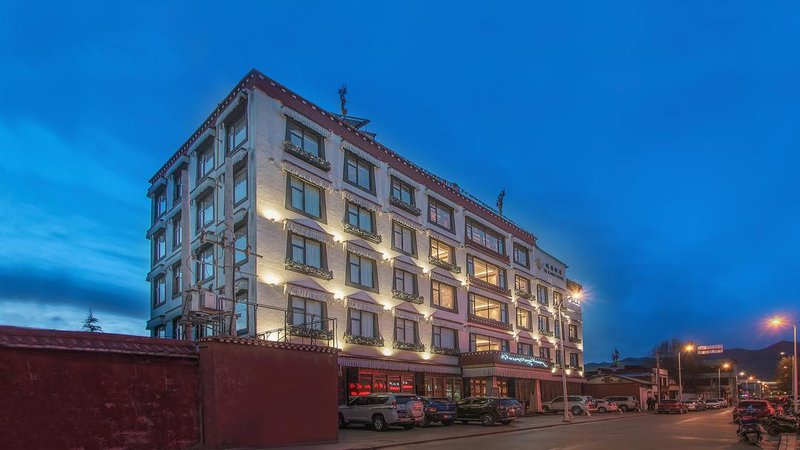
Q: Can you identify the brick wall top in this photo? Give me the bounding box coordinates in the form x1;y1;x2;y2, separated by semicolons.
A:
199;336;341;355
0;326;198;359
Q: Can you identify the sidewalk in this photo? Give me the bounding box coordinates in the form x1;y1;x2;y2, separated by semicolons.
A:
778;433;798;450
307;412;649;450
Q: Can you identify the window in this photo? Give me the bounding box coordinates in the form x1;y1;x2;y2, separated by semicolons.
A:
553;291;562;306
153;231;166;262
172;264;182;297
469;333;509;352
395;318;418;344
392;221;416;256
540;346;551;360
172;215;182;249
153;274;166;306
393;268;417;295
173;173;182;202
430;238;455;263
431;280;457;311
287;119;323;157
345;202;375;233
391;177;415;205
467;255;507;288
198;145;214;179
555;349;562;365
286;175;323;220
428;197;454;231
465;218;505;255
235;292;248;336
569;324;579;340
344;151;375;193
153;326;166;338
153;190;166;220
516;308;532;330
468;292;508;323
538;314;550;333
349;309;378;338
514;275;531;293
197;246;214;281
513;244;529;267
554;319;561;338
234;224;247;265
570;352;579;367
518;342;533;356
432;326;457;349
347;252;378;290
171;317;183;339
197;192;214;228
233;166;247;205
537;284;549;306
226;111;247;152
290;296;326;330
289;234;324;268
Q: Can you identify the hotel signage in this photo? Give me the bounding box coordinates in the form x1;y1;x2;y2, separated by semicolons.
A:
499;352;550;369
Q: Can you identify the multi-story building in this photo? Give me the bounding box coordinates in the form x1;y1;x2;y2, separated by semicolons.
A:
146;69;586;410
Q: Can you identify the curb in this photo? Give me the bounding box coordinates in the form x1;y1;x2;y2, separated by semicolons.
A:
365;413;648;450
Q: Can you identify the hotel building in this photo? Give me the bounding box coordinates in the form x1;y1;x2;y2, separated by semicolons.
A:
146;69;586;410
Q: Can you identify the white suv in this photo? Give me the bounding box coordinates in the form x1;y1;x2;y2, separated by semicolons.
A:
542;395;596;415
338;393;424;431
604;396;640;412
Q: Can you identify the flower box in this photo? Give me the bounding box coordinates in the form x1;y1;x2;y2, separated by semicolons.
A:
428;256;461;274
431;346;460;356
344;333;384;347
540;330;555;337
288;325;334;340
393;340;425;352
284;259;334;280
389;196;421;216
283;141;332;172
392;289;424;304
514;289;533;300
569;337;582;344
342;221;382;243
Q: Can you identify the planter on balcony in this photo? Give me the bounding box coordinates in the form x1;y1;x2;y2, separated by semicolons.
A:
566;365;583;371
428;256;461;274
393;340;425;352
569;337;582;344
514;289;533;300
344;333;384;347
539;330;555;337
284;259;334;280
342;221;382;244
431;346;460;356
468;276;512;297
283;140;332;172
468;314;513;331
389;196;421;216
288;325;334;340
392;289;424;304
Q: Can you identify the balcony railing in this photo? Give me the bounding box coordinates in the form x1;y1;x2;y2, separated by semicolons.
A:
431;346;461;356
514;289;533;300
283;140;331;172
287;324;335;340
539;330;555;337
392;289;424;304
256;309;338;349
284;259;334;280
569;337;582;344
344;333;384;347
393;340;425;352
389;196;421;216
468;314;513;331
428;256;461;274
468;276;512;297
342;221;382;243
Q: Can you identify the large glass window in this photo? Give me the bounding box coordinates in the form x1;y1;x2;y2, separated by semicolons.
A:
171;264;182;297
347;252;377;290
540;347;551;360
391;177;415;205
287;120;323;157
173;173;182;202
349;309;378;338
465;219;505;255
345;202;375;233
153;190;166;220
430;238;454;263
468;292;508;323
538;314;550;333
290;296;325;330
537;284;549;306
518;342;533;356
513;244;529;267
514;275;531;293
234;166;247;205
431;280;457;311
234;224;247;265
570;352;580;367
197;246;214;281
226;111;248;152
172;215;182;249
153;275;166;306
154;231;166;262
516;308;532;330
197;192;214;228
392;221;416;255
393;268;417;295
198;145;214;179
344;152;374;193
289;234;323;268
428;197;454;231
467;255;507;288
395;318;418;344
287;175;323;219
469;333;510;352
432;326;457;349
569;324;579;340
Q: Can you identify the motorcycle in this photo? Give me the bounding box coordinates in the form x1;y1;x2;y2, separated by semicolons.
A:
737;415;764;445
766;415;798;437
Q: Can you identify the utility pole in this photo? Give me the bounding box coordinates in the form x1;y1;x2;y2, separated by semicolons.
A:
655;352;661;402
223;127;236;336
557;298;570;423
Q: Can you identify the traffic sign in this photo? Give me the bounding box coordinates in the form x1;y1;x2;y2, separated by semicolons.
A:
697;344;724;355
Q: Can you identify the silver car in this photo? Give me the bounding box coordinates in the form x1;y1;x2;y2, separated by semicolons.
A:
338;393;424;431
604;396;640;412
542;395;595;415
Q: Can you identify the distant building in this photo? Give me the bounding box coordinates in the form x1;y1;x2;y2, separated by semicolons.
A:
145;69;586;407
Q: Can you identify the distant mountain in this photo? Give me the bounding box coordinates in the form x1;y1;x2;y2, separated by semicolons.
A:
586;340;793;380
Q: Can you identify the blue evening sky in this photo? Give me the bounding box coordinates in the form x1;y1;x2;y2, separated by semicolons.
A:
1;1;798;362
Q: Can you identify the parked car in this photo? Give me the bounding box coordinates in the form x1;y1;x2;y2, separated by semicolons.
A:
456;397;521;426
657;399;687;414
705;398;725;409
418;396;457;426
338;393;424;431
604;396;639;412
594;399;619;413
733;400;774;422
685;399;707;412
542;395;596;416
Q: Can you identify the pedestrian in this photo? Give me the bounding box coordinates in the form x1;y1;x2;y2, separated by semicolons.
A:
647;396;655;411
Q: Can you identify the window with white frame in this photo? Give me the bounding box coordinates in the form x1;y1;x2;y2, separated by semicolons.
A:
153;274;166;306
154;231;166;262
198;144;214;179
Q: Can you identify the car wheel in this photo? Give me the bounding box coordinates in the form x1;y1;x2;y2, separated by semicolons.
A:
338;413;347;429
372;414;387;432
402;424;415;430
442;420;454;426
500;420;512;425
542;405;550;413
598;407;607;413
480;413;494;426
619;405;628;412
571;406;583;416
420;416;431;427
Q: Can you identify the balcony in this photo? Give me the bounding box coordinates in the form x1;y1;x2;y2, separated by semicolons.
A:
431;346;460;356
539;330;555;338
465;240;510;264
468;276;512;297
428;256;461;274
283;140;331;172
342;221;382;244
514;289;533;300
389;196;421;216
288;324;335;340
569;337;583;344
468;314;513;331
393;340;425;352
566;364;584;371
392;289;424;304
344;333;384;347
284;259;334;280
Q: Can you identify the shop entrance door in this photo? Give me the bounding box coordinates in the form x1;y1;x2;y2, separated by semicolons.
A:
516;379;532;411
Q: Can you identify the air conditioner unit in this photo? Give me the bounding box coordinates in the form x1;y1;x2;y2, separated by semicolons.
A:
188;290;219;311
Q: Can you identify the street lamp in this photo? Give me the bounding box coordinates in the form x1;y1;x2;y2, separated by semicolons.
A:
678;343;695;402
556;290;581;423
718;362;731;399
769;317;797;411
780;351;795;401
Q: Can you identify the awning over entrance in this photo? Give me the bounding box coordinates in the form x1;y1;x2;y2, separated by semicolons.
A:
462;366;587;383
338;356;461;375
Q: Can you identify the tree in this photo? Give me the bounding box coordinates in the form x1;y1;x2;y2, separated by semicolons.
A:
82;308;103;333
774;356;792;393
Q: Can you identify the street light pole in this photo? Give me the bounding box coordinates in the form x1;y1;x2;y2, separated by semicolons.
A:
557;298;570;423
769;317;798;412
678;351;683;402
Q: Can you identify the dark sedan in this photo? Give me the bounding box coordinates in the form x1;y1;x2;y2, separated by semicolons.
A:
418;396;457;426
657;399;687;414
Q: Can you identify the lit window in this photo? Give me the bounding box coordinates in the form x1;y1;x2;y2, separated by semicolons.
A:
431;280;456;311
154;232;166;262
468;292;508;323
514;275;531;293
516;308;532;330
430;238;454;263
467;255;506;288
465;219;505;255
469;333;509;352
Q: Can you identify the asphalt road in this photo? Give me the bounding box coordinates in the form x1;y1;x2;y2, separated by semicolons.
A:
406;409;780;450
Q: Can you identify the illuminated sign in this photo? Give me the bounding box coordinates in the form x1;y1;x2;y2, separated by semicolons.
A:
499;352;550;368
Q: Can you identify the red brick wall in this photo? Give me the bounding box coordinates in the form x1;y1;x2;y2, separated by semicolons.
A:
583;383;640;400
199;338;340;449
0;327;200;450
